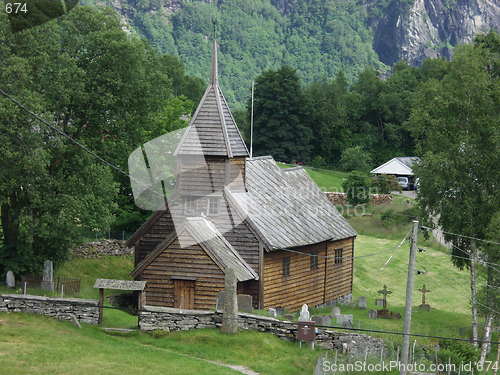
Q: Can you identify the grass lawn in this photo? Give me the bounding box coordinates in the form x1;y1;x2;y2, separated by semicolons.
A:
0;313;321;375
278;162;349;191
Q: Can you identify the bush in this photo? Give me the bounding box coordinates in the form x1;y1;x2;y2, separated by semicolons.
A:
372;175;401;194
436;340;480;374
339;146;372;172
311;155;327;169
342;171;371;205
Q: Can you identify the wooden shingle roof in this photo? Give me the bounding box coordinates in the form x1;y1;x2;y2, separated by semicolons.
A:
175;40;248;158
227;156;357;250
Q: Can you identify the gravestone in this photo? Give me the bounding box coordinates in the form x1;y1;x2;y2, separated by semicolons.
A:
331;306;341;318
298;304;311;322
368;309;378;319
358;296;367;309
375;299;385;307
5;271;15;288
336;314;353;328
41;260;54;291
216;292;253;313
268;308;277;318
237;294;253;313
312;315;331;326
221;268;238;334
418;284;431;311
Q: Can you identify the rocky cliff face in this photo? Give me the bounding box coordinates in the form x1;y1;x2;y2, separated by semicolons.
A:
373;0;499;65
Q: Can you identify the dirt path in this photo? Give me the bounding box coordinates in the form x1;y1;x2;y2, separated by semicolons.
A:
141;343;260;375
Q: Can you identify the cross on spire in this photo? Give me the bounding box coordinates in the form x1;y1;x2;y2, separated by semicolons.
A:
418;284;431;305
210;3;218;85
377;285;392;309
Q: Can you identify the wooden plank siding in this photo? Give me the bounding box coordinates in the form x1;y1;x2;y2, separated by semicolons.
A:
325;237;354;302
263;237;354;311
140;232;226;310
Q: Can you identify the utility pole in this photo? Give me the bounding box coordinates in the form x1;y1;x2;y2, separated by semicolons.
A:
401;220;419;375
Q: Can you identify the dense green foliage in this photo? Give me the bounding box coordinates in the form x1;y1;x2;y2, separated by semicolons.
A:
251;66;312;161
0;7;201;274
81;0;387;105
246;58;450;166
342;172;371;205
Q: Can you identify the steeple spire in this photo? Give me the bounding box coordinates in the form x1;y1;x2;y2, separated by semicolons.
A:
210;17;218;85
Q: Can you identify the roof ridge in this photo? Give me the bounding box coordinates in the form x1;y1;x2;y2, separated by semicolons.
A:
247;155;274;161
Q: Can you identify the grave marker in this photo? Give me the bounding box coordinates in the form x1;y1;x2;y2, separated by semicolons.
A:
377;285;392;309
368;309;378;319
5;271;15;288
331;306;341;318
221;268;238;334
41;260;54;291
358;296;367;309
336;314;353;328
418;284;431;311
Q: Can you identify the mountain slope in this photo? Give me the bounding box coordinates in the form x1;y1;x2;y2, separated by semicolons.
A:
81;0;499;105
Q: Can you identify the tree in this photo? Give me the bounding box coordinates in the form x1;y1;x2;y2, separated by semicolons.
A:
409;34;500;347
342;172;371;205
0;7;176;274
339;146;372;172
250;66;312;162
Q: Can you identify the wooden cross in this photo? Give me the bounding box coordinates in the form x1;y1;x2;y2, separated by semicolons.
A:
377;285;392;309
418;284;431;305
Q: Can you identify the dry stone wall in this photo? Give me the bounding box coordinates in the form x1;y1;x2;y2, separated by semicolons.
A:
139;306;384;356
324;192;392;206
72;239;133;258
0;294;99;324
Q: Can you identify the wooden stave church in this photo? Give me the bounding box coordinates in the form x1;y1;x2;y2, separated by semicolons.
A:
127;38;357;312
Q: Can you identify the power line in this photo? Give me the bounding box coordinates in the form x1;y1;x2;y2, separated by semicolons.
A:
0;87;130;178
475;300;500;316
421;225;500;246
380;229;412;269
278;231;411;262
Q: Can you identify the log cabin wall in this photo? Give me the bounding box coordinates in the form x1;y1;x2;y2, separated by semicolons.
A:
324;237;354;302
135;210;175;265
226;157;246;192
139;231;225;310
262;237;355;311
262;242;327;311
176;156;226;196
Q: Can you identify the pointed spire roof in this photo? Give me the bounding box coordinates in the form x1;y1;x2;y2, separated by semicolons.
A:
175;37;249;158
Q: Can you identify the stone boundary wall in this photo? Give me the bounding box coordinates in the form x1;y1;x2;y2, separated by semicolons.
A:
325;192;392;206
72;239;133;258
0;294;99;324
139;306;384;356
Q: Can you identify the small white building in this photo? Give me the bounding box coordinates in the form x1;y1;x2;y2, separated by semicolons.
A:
370;157;421;189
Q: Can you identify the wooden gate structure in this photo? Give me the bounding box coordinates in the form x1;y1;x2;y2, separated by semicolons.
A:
93;279;147;325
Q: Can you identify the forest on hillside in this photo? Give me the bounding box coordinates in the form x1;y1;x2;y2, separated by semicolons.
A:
82;0;392;105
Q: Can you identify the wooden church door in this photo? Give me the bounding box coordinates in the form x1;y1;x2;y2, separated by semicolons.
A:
173;279;195;309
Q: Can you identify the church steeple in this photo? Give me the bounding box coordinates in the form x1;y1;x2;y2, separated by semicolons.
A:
174;19;249;158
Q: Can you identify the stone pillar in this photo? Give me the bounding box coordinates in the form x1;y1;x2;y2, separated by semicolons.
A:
221;268;238;334
41;260;54;291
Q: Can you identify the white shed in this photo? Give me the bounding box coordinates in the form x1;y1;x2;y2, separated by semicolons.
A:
370;157;420;176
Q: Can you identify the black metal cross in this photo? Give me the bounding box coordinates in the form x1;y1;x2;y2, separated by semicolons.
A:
377;284;392;309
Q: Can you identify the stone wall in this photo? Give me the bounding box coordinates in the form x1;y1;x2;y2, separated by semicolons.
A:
324;192;392;206
0;294;99;324
139;305;384;356
72;239;133;258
